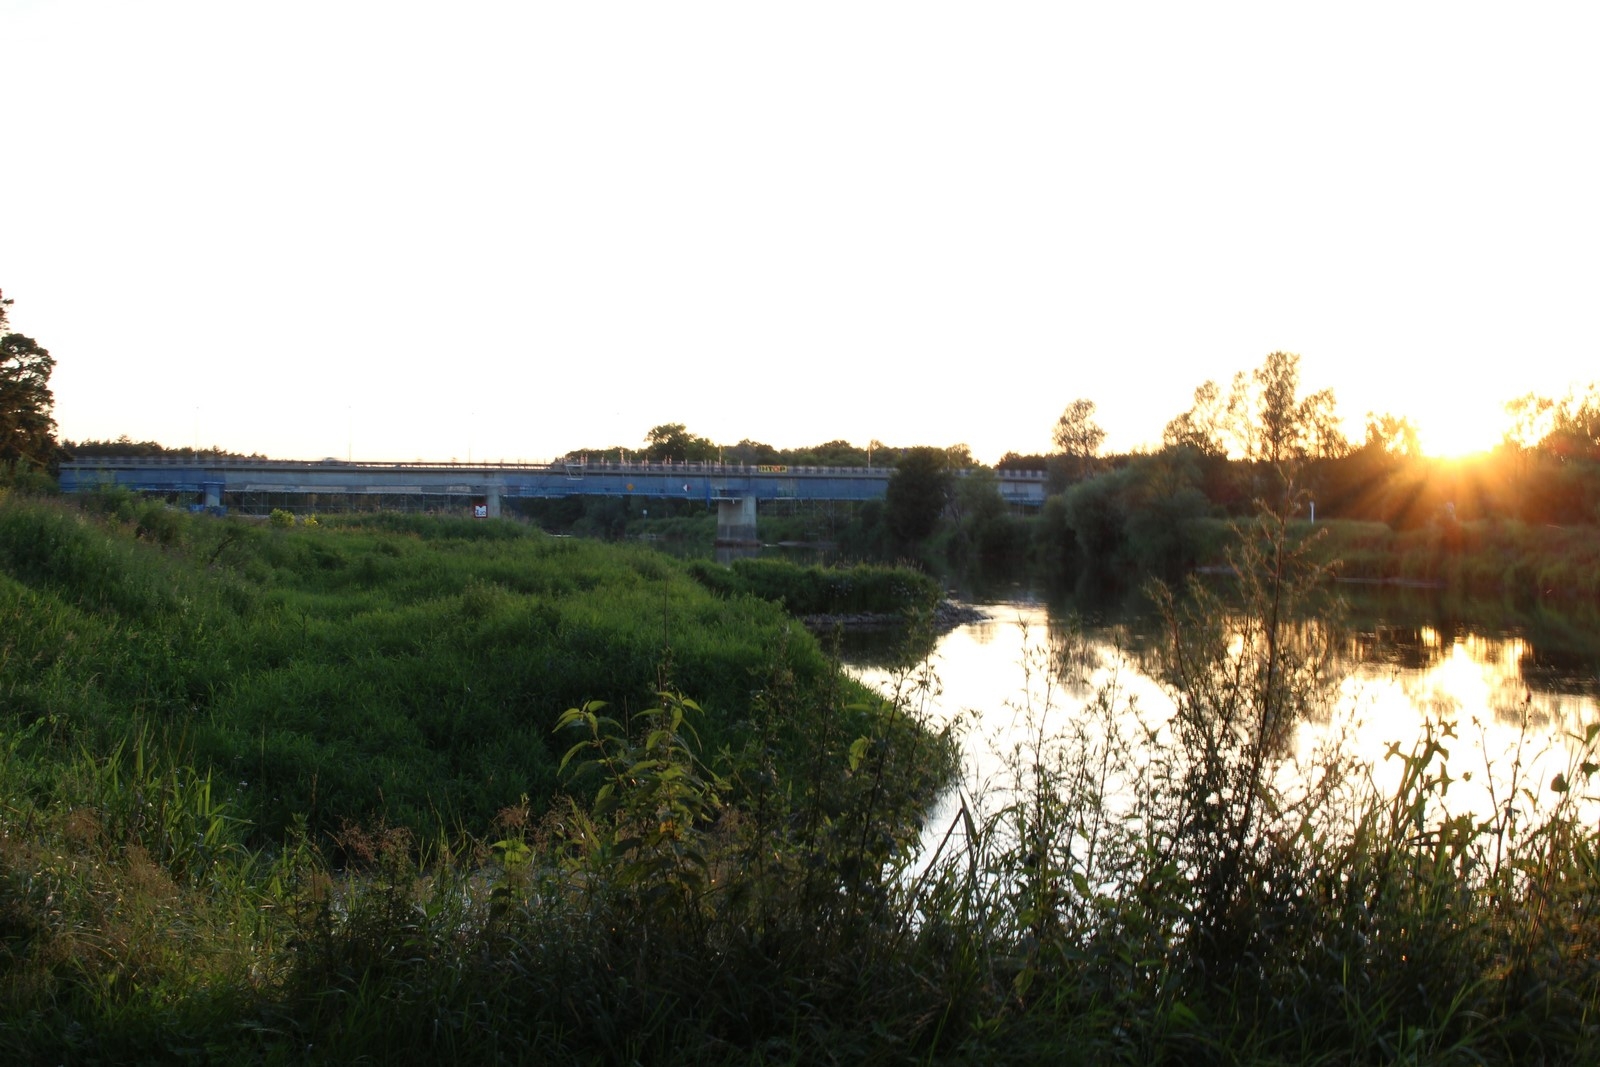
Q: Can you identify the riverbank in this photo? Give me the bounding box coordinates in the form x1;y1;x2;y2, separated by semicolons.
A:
0;497;947;844
0;494;963;1060
1185;515;1600;602
1307;516;1600;600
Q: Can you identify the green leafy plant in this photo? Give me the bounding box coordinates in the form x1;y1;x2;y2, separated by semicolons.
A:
555;692;726;931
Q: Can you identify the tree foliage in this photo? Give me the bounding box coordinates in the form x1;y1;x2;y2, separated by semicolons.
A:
1362;412;1421;459
63;435;266;461
1162;380;1232;457
0;290;59;468
1059;453;1212;575
1506;385;1600;461
1164;353;1347;466
1238;351;1347;464
644;422;717;463
1052;398;1106;481
884;446;953;546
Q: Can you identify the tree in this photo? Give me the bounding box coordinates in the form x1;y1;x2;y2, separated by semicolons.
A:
996;451;1049;472
0;289;59;468
1162;380;1231;458
643;423;716;463
1227;352;1348;465
1506;385;1600;461
1298;387;1348;460
788;439;870;467
1542;384;1600;461
1362;412;1421;459
723;438;780;466
884;446;953;546
1052;398;1106;481
1251;351;1302;464
950;465;1004;526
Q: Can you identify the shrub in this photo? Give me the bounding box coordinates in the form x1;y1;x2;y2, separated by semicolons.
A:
134;501;185;546
686;557;940;616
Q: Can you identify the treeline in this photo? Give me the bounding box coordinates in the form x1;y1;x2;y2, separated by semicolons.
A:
562;420;972;469
58;434;267;461
540;355;1599;580
1029;355;1600;580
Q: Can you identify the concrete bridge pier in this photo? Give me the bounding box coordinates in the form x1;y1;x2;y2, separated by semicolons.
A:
715;496;758;546
480;476;505;518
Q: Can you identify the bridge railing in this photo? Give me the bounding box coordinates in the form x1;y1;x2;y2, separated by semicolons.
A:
62;456;1050;480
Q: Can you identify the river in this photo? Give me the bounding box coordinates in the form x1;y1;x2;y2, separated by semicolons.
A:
841;587;1600;859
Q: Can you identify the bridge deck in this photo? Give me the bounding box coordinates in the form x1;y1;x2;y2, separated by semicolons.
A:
58;457;1049;510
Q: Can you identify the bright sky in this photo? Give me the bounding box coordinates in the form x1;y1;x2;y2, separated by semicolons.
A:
4;2;1597;464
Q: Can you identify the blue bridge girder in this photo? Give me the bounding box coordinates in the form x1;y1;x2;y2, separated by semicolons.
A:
57;457;1049;512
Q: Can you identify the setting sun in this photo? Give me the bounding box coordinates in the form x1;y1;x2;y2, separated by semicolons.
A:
1415;419;1501;460
1370;388;1518;462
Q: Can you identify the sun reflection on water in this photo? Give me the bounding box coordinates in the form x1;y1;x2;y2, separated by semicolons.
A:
1334;627;1600;823
847;604;1600;856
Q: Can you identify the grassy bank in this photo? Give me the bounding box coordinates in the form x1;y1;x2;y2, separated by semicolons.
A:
0;496;934;845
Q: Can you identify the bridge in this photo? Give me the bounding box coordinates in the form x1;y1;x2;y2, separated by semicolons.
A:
59;457;1048;544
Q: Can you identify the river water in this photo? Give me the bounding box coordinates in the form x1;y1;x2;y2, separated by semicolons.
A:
841;589;1600;857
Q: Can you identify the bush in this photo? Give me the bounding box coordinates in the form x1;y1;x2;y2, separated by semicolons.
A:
134;501;184;546
686;557;940;616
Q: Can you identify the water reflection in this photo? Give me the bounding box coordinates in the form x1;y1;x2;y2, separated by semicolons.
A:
845;599;1600;855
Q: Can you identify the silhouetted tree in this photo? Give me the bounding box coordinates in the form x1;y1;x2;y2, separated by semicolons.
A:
1162;380;1232;458
1230;352;1348;465
1052;398;1106;482
0;290;59;468
1363;412;1422;459
644;423;716;462
885;446;953;546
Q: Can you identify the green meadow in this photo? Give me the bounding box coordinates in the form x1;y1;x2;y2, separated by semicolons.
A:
0;495;944;847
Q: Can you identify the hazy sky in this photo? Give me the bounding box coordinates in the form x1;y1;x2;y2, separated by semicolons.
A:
4;2;1597;463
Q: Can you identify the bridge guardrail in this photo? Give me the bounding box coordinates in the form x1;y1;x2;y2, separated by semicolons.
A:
63;456;1049;479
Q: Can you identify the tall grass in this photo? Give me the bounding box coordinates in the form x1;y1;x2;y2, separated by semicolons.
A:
0;497;869;845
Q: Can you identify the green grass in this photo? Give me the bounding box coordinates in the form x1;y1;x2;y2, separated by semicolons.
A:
0;499;886;845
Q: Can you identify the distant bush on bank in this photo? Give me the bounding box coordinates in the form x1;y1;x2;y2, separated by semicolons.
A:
1309;516;1600;600
686;556;941;617
1162;516;1600;601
